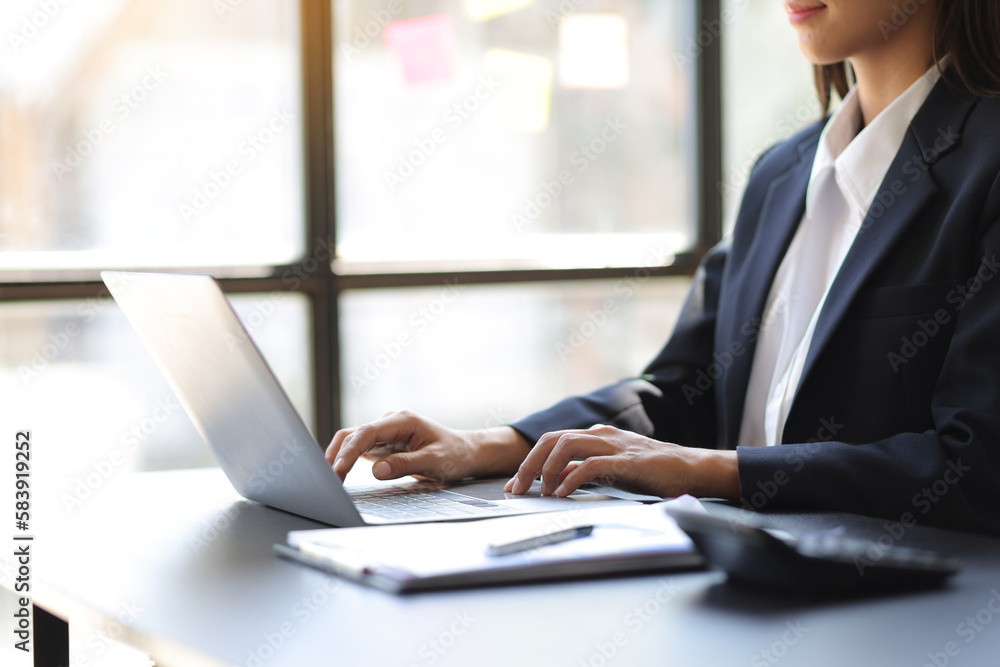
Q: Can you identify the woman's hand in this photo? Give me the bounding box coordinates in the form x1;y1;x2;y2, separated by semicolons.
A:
326;410;531;483
503;424;740;499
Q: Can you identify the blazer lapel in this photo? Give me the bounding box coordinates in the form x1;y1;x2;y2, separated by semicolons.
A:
721;137;817;447
788;82;978;432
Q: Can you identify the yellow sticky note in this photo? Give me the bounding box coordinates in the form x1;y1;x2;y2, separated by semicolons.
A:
482;49;553;133
559;14;630;89
464;0;535;22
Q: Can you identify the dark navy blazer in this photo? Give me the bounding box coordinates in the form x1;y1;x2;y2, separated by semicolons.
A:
511;77;1000;534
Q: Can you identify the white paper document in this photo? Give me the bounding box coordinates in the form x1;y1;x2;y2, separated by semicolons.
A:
282;498;704;592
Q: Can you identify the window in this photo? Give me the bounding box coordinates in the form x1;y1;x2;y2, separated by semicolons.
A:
0;0;303;268
0;0;308;477
331;0;725;425
333;0;694;273
0;3;827;664
721;0;817;231
1;0;818;482
341;277;691;428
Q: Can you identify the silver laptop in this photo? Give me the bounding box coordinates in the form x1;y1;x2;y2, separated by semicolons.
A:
102;271;637;526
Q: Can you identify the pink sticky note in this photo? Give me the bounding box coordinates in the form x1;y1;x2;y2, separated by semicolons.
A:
383;14;460;86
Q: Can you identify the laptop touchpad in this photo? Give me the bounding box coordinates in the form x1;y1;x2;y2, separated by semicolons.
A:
446;478;593;500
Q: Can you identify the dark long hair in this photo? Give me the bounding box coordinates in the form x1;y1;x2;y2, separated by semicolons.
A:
814;0;1000;114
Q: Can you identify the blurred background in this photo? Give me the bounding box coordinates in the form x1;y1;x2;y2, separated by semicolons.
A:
0;1;815;662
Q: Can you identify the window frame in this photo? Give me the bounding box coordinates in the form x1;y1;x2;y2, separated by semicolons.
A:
0;0;723;445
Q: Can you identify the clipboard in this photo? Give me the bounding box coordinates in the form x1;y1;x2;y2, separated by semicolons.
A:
277;500;705;593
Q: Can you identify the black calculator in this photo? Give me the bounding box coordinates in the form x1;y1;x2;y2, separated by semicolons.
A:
667;506;963;593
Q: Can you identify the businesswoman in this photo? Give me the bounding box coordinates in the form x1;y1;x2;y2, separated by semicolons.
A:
328;0;1000;534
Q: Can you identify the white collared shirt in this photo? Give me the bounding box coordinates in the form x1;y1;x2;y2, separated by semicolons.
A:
738;64;942;447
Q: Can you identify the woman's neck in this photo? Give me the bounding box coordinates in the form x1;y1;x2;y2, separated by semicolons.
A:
849;15;937;125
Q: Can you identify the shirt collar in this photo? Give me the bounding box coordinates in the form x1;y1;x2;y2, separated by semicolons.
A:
806;62;942;219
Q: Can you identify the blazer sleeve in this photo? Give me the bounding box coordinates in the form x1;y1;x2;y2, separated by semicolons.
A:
507;143;784;449
739;184;1000;535
508;238;728;451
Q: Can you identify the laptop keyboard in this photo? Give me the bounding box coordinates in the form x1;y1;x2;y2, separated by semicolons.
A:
350;485;511;520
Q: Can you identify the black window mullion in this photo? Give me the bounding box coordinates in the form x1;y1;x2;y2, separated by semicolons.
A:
304;0;722;438
694;0;724;252
301;0;339;443
1;1;723;446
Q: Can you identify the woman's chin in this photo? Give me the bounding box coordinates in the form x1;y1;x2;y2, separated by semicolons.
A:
795;39;848;67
